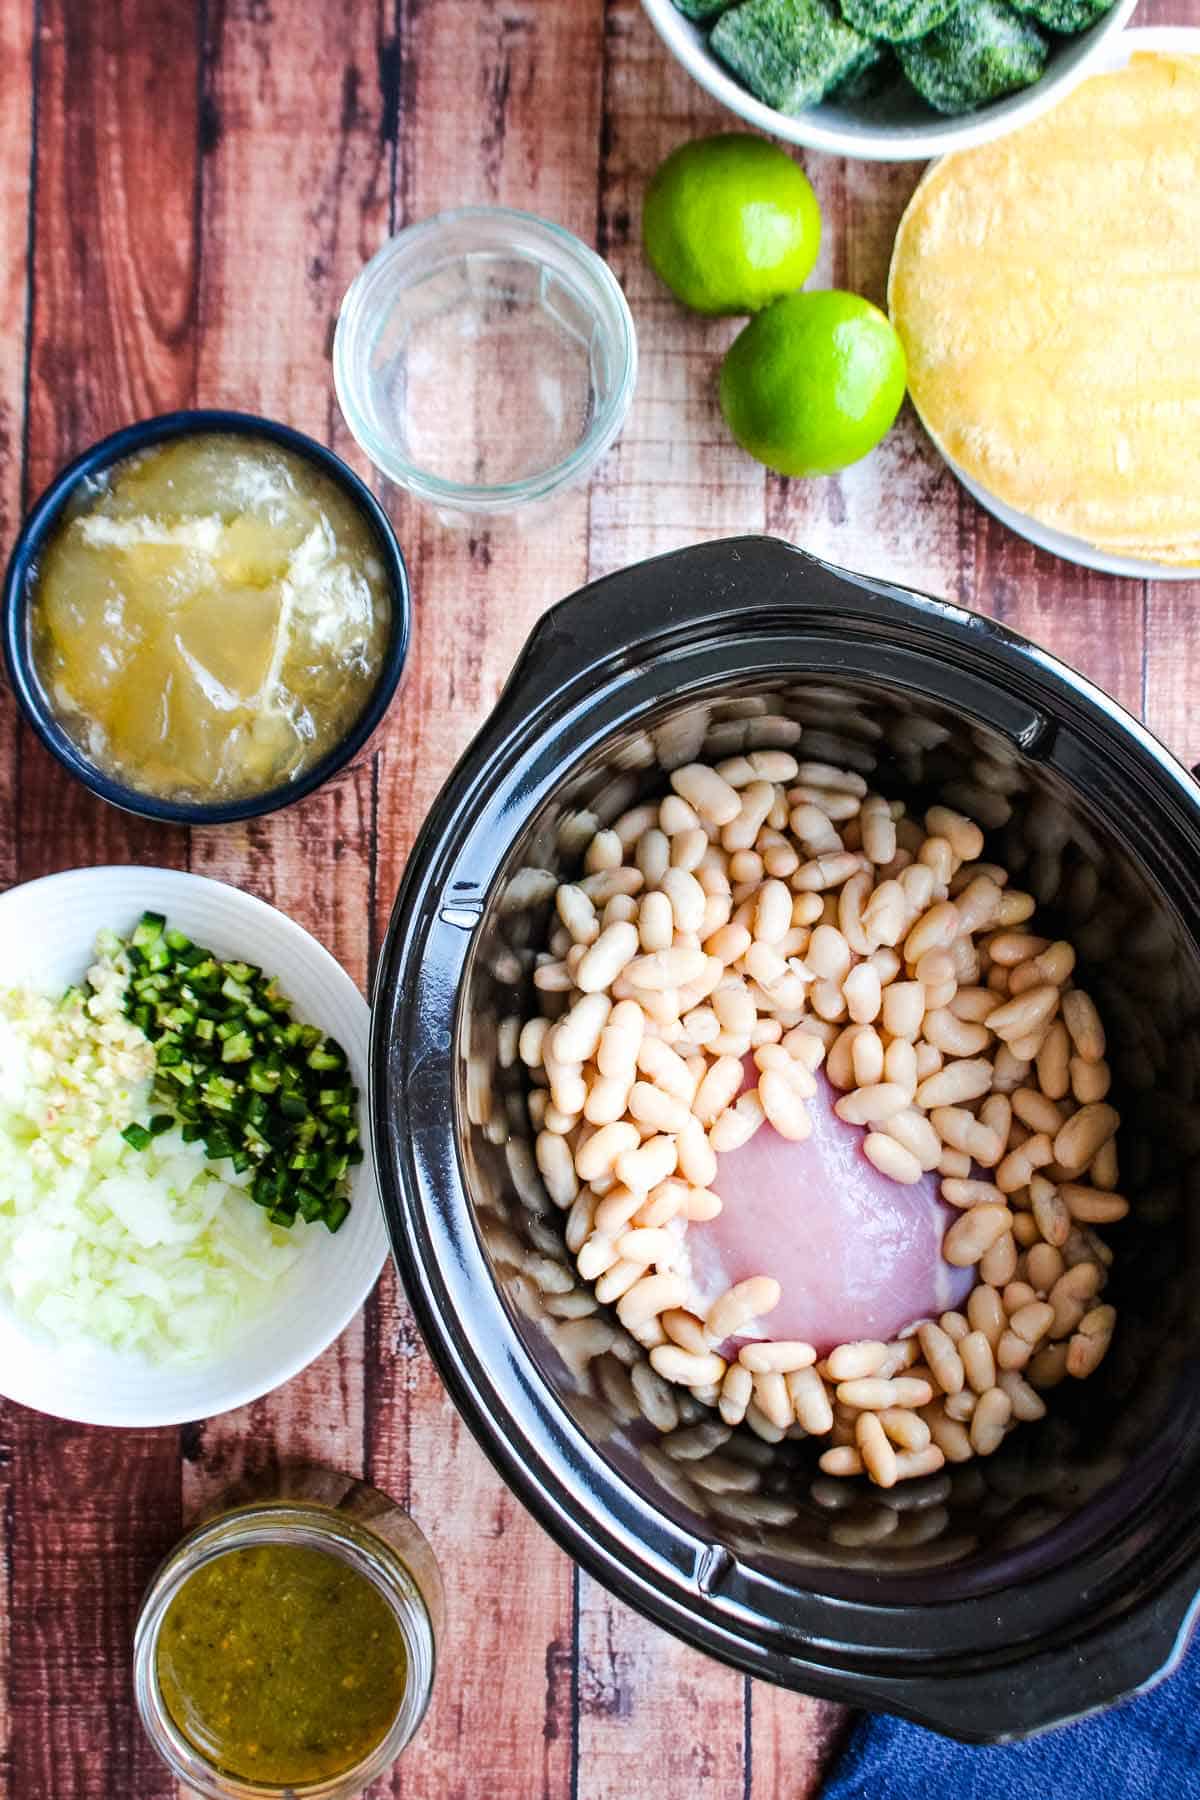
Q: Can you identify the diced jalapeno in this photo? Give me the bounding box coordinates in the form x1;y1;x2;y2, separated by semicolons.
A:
116;912;358;1233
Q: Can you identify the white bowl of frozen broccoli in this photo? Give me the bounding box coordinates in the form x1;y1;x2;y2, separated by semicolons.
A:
642;0;1136;160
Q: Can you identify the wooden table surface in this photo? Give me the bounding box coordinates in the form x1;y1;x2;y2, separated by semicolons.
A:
2;0;1198;1794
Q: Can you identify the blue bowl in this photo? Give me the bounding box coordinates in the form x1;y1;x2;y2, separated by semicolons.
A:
2;409;411;825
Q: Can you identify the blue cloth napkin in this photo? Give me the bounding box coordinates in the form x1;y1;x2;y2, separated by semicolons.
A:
821;1623;1200;1800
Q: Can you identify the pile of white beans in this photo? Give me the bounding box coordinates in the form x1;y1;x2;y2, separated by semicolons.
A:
518;753;1125;1489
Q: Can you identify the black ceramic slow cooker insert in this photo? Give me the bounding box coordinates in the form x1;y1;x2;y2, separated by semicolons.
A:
371;537;1200;1741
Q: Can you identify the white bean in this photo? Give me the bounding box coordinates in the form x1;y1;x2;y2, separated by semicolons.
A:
519;1017;549;1068
553;993;612;1064
661;867;707;934
758;1069;812;1140
738;1340;816;1374
535;1130;579;1207
863;1131;922;1185
636;1036;696;1101
707;1092;765;1153
659;794;700;835
807;924;852;980
692;1055;744;1124
834;1083;910;1126
575;1121;640;1182
882;982;925;1040
788;1366;834;1434
844;963;882;1024
705;1276;782;1342
616;1271;686;1329
635;828;670;886
904;900;961;964
915;1059;994;1109
637;889;674;953
880;1108;942;1171
626;945;708;991
670;764;741;826
754;879;794;945
944;1204;1013;1266
650;1344;727;1387
677;1112;718;1187
616;1134;678;1195
576;922;639;994
627;1081;691;1134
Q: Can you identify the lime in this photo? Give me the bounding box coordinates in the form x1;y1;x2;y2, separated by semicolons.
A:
719;290;907;477
642;134;822;316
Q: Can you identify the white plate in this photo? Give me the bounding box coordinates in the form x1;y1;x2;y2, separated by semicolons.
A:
0;866;388;1426
913;27;1200;580
950;461;1200;581
641;0;1136;163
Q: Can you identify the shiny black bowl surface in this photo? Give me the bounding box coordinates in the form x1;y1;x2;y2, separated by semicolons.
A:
2;409;410;825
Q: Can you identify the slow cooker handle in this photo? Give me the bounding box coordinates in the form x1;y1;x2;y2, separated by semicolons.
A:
886;1550;1200;1741
499;536;873;711
491;534;1052;757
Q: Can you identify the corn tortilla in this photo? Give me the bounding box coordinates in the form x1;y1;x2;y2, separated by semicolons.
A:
888;53;1200;566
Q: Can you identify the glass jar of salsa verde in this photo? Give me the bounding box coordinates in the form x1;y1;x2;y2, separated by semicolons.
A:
134;1467;444;1799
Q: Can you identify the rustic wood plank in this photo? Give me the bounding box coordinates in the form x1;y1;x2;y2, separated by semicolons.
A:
1143;583;1200;772
8;1423;182;1800
0;0;35;1778
366;0;607;1792
766;158;968;603
965;439;1146;757
0;1409;8;1796
577;1590;749;1800
580;8;770;1793
972;535;1145;717
1137;0;1200;773
17;0;198;881
7;5;199;1796
186;0;392;976
0;0;32;893
10;0;1200;1793
21;2;202;501
364;1295;577;1799
587;0;763;579
177;14;391;1797
183;0;395;943
748;1683;854;1799
372;0;610;905
177;1340;367;1517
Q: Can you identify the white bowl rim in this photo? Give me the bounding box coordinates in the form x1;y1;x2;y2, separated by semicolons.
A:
0;865;388;1426
910;25;1200;578
640;0;1138;161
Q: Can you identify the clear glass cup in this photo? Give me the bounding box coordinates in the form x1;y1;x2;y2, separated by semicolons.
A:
333;207;638;526
134;1467;443;1800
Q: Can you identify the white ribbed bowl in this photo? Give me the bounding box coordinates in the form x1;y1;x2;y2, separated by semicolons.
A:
641;0;1137;161
0;866;387;1426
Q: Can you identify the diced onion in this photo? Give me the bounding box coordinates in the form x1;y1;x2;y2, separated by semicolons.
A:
0;979;308;1362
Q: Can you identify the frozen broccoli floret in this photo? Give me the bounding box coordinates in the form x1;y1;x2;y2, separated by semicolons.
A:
840;0;956;43
711;0;879;112
1008;0;1112;32
672;0;738;22
828;40;899;98
897;0;1048;112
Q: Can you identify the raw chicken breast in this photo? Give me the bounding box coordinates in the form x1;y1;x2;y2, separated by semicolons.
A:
686;1063;973;1356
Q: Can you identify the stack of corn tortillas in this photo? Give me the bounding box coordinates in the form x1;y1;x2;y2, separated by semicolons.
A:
888;51;1200;567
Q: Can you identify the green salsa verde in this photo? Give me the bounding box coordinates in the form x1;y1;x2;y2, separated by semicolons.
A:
156;1542;407;1785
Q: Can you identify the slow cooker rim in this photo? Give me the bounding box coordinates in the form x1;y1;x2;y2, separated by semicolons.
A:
370;536;1200;1738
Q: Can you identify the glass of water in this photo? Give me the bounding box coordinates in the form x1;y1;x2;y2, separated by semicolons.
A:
334;207;638;525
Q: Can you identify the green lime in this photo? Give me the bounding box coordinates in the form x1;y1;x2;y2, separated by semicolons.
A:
719;290;907;477
642;134;822;316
